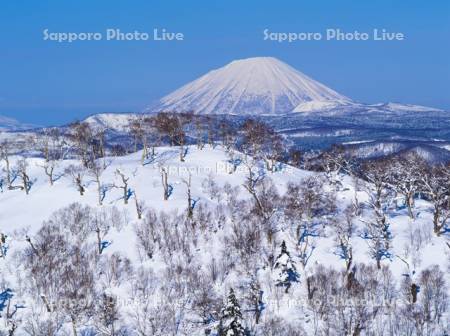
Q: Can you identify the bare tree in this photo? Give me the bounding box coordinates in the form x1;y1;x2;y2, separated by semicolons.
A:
420;164;450;236
114;168;131;204
69;121;93;167
182;173;195;219
246;277;263;324
193;116;207;150
288;148;302;168
333;206;355;273
389;153;425;219
88;160;109;206
418;265;448;327
129;116;157;165
262;132;284;173
225;147;242;174
0;232;7;258
35;128;66;186
90;207;124;255
283;176;336;297
65;165;86;196
129;116;144;154
0;140;13;189
153;112;192;161
160;166;171;201
91;125;107;161
218;119;237;150
201;174;221;201
134;192;145;220
242;158;266;217
22;206;97;336
240;118;272;157
17;158;31;194
94;293;121;335
134;210;159;259
320;144;352;191
361;160;394;269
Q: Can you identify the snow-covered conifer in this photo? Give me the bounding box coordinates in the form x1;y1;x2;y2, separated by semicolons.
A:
218;288;246;336
274;241;299;293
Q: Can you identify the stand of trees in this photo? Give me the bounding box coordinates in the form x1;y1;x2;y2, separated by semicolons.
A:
0;112;449;335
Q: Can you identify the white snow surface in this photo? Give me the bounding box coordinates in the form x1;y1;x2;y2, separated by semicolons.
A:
151;57;351;115
0;145;448;334
370;102;444;112
0;115;36;131
84;113;136;132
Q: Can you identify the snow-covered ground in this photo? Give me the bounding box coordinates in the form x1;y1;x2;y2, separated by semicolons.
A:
0;145;448;335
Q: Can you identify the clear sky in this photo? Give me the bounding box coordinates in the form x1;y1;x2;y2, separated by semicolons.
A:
0;0;449;125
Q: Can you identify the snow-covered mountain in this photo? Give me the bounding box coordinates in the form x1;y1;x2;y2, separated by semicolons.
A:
84;113;136;132
151;57;352;115
292;101;444;114
343;140;450;164
0;115;35;131
150;56;444;117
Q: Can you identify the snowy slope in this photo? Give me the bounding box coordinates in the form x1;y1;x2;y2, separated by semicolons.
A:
0;145;448;335
370;102;443;113
84;113;137;132
151;57;352;115
0;115;35;131
150;57;443;116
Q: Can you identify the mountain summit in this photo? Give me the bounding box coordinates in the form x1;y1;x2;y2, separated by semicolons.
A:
151;57;352;115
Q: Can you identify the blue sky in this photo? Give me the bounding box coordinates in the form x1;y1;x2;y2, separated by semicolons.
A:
0;0;449;125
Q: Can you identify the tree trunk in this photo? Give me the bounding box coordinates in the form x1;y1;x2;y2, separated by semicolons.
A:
97;179;102;206
71;317;78;336
411;283;418;303
433;205;442;236
406;194;414;219
96;228;103;255
180;146;185;162
123;185;128;204
5;158;11;188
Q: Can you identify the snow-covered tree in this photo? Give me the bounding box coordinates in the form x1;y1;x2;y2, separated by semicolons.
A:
128;115;157;164
420;164;450;236
160;166;171;200
218;288;246;336
319;144;352;191
361;160;394;269
65;164;86;196
283;176;334;291
274;241;299;293
87;159;109;206
218;119;237;151
333;205;355;275
389;153;425;219
0;140;13;189
245;277;263;325
182;173;195;219
153;111;192;161
35;127;67;186
193;115;207;150
0;232;7;258
17;158;32;194
69;121;93;167
94;292;120;335
114;168;132;204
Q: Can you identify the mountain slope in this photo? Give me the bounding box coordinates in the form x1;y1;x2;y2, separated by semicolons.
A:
151;57;351;115
0;115;35;131
0;145;448;334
